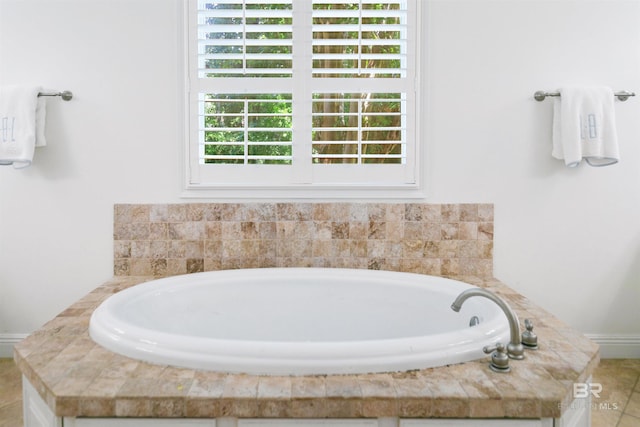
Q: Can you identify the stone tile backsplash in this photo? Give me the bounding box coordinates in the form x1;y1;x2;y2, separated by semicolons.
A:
114;203;494;278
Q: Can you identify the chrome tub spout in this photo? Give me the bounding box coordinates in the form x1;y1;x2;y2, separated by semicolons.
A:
451;288;524;360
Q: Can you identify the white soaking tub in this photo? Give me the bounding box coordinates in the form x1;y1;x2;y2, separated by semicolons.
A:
89;268;510;375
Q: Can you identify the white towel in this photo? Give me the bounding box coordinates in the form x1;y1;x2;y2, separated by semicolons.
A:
0;85;47;169
552;86;619;167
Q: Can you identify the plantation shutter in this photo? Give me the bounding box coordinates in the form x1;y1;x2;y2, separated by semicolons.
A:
197;0;293;78
194;0;296;173
187;0;420;193
310;0;412;166
312;0;408;78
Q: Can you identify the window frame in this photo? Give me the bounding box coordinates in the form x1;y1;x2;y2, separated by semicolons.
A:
182;0;425;199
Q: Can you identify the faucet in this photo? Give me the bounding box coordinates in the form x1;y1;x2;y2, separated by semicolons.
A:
451;288;524;360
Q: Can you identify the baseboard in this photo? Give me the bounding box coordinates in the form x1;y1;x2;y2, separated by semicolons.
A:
0;333;28;358
585;334;640;359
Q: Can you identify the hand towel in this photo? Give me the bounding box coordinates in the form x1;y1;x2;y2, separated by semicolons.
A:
0;85;46;169
552;86;619;167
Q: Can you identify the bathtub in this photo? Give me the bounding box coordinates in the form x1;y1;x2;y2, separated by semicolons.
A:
89;268;510;375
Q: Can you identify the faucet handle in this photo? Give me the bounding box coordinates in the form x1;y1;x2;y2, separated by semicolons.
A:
483;342;510;373
521;318;538;349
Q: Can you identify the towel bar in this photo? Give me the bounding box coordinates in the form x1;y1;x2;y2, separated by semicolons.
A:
534;90;635;102
37;90;73;101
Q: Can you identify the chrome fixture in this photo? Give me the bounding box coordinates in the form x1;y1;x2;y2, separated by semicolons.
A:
469;315;480;327
451;288;524;360
483;342;510;373
534;90;635;102
37;90;73;101
521;318;538;350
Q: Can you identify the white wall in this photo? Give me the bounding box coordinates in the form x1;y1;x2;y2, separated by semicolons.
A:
425;0;640;347
1;0;639;355
0;0;182;335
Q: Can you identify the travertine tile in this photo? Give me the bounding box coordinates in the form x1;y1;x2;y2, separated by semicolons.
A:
455;366;501;400
223;375;259;399
188;372;227;398
469;398;505;418
286;397;327;417
458;222;478;240
323;398;363;417
478;222;494;240
83;377;126;398
167;204;188;222
78;398;116;417
441;204;460;222
325;375;362;398
502;398;541;418
358;374;396;398
257;398;291;417
113;203;497;279
117;378;161;397
421;204;441;222
431;397;469;417
218;397;260;417
291;376;326;398
397;398;432;417
478;204;494;221
618;414;640;427
13;260;603;420
459;204;479;221
361;398;398;417
590;405;622;427
185;398;221;417
257;377;292;399
10;354;638;424
115;398;153;417
405;203;423;221
625;391;640;418
152;397;186;417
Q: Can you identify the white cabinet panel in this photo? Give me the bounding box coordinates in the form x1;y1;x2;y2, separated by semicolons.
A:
22;377;60;427
70;420;216;427
239;420;379;427
401;419;550;427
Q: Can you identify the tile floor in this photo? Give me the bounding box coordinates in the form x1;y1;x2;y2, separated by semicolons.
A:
1;358;639;427
0;359;22;427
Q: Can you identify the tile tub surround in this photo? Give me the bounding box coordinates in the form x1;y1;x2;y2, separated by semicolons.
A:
113;203;495;278
13;275;599;420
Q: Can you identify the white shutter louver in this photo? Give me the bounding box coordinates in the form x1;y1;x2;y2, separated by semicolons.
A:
310;1;409;164
312;0;407;78
200;93;293;165
197;0;293;78
312;92;405;164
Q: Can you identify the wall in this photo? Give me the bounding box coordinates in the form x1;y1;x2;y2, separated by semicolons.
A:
426;0;640;356
1;0;639;356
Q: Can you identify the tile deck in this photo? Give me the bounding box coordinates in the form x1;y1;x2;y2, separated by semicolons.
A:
12;274;599;420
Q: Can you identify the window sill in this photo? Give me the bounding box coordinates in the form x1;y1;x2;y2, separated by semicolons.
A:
181;183;426;200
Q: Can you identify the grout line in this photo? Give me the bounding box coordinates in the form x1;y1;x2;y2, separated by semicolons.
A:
615;372;640;427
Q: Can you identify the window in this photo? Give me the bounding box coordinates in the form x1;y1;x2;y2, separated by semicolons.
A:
185;0;421;196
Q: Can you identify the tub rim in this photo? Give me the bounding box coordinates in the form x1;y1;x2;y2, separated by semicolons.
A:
89;268;510;375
